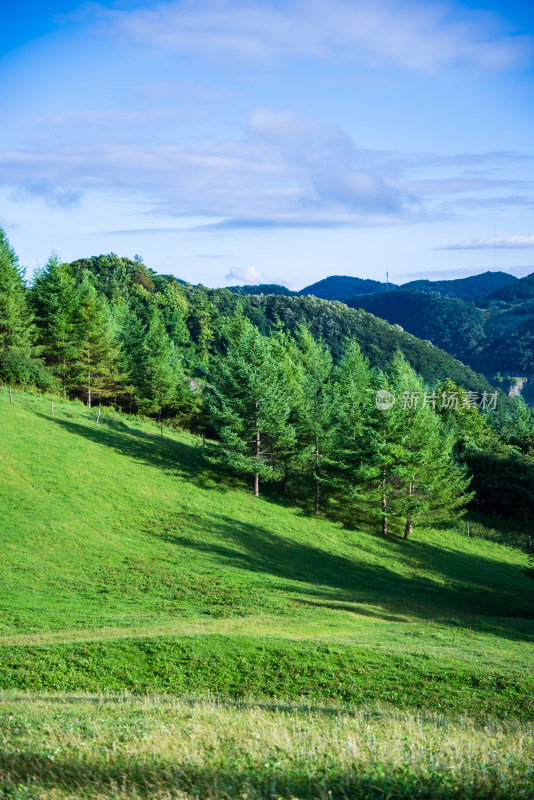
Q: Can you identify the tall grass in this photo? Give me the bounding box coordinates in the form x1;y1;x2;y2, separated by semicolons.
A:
0;693;532;799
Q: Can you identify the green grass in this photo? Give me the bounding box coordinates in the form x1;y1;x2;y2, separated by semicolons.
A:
1;386;533;797
0;693;533;800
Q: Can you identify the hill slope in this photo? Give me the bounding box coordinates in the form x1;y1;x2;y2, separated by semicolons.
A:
400;271;516;302
299;275;394;300
479;271;534;306
0;388;532;713
346;291;486;365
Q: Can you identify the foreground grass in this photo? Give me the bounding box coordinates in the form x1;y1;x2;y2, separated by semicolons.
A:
1;693;533;800
0;635;532;721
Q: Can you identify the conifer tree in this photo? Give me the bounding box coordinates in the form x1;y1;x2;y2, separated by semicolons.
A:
139;309;184;417
267;324;305;492
31;254;81;396
0;228;33;356
292;327;334;513
328;339;372;502
353;353;472;537
74;275;121;406
206;316;294;497
118;308;146;410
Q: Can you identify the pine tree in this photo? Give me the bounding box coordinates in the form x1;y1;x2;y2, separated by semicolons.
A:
328;339;372;504
74;275;121;406
267;324;304;493
349;367;408;536
31;254;81;396
206;316;295;497
139;309;184;417
292;327;334;514
354;353;472;538
0;228;34;356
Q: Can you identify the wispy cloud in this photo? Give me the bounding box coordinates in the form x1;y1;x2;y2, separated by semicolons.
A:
102;227;186;235
402;265;534;279
225;265;265;284
0;109;419;227
9;178;81;209
92;0;534;73
436;235;534;250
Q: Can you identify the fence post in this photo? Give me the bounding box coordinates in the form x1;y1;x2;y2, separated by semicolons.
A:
51;398;54;415
9;386;12;404
466;521;470;538
96;406;101;425
160;422;163;438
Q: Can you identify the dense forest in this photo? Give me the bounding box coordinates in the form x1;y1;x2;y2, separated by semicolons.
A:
347;278;534;380
1;228;533;538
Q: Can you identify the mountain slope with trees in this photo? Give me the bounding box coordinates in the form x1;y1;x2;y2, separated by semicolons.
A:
298;274;395;300
400;271;516;302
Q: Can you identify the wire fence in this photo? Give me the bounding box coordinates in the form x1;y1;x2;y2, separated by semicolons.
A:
0;384;167;439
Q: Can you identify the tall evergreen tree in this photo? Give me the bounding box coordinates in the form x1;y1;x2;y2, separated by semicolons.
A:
353;353;472;537
139;309;184;417
0;228;52;387
74;275;121;406
292;327;334;514
0;228;33;356
31;254;81;396
206;316;294;497
328;339;372;502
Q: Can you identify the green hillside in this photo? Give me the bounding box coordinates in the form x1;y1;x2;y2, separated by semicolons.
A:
346;291;486;363
1;387;532;690
1;388;534;798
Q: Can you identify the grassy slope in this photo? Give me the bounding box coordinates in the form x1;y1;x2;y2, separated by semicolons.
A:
0;388;533;717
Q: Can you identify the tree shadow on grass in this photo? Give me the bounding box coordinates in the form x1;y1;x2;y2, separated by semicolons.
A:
35;412;243;494
159;512;534;642
34;415;534;642
0;751;512;800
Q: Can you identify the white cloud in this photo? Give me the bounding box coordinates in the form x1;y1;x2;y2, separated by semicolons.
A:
0;109;418;227
436;235;534;250
225;265;265;284
92;0;533;73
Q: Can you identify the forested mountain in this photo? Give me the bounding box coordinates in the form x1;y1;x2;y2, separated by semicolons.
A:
347;291;486;365
478;271;534;307
347;276;534;380
298;275;395;300
400;271;516;302
228;284;295;296
227;270;517;305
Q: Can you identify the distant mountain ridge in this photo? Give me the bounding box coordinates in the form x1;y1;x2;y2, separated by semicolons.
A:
478;272;534;307
399;271;517;302
226;270;534;395
297;275;396;300
227;270;517;303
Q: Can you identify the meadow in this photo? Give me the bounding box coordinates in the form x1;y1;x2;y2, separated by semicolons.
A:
0;387;533;798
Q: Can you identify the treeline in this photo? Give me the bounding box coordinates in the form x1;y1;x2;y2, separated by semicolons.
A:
1;228;533;534
206;316;473;538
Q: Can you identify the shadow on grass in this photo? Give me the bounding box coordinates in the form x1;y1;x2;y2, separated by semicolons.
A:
36;414;534;640
160;512;534;640
35;412;243;494
0;751;513;800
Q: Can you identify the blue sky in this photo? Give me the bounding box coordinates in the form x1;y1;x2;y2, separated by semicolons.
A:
1;0;533;288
